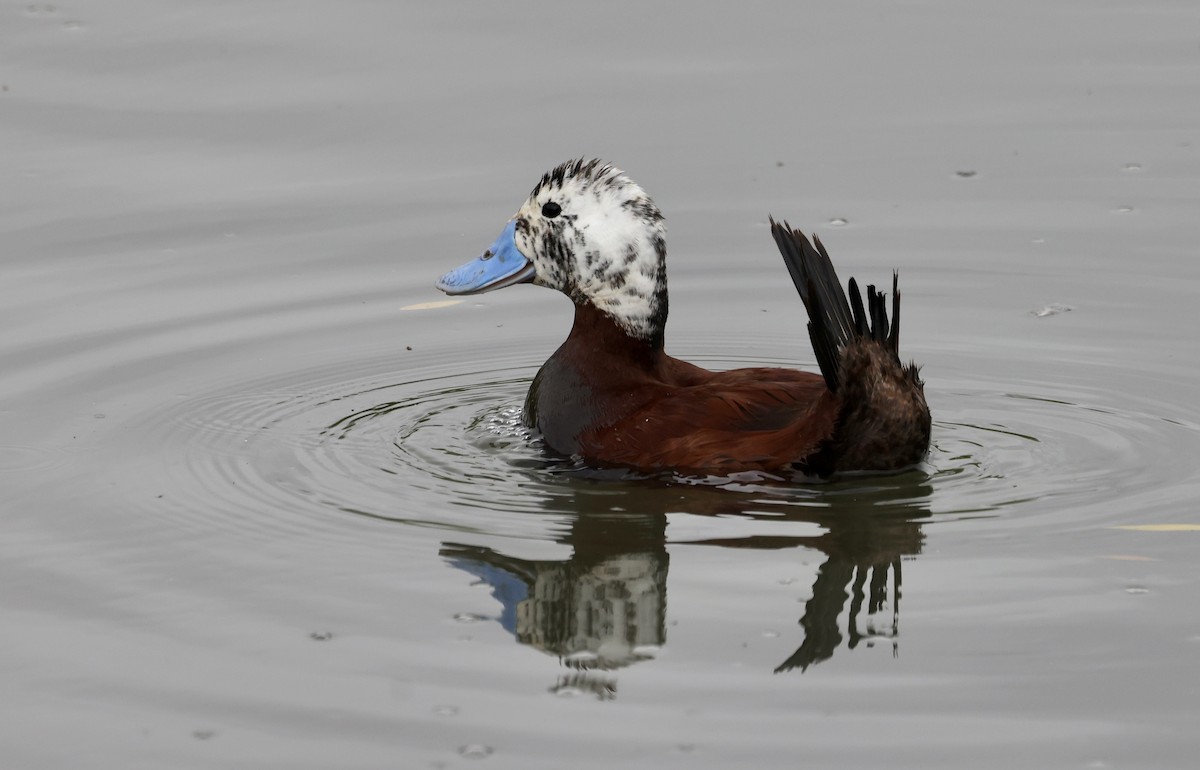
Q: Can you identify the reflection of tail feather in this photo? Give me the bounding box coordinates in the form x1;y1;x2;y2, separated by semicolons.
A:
775;557;900;674
775;560;852;673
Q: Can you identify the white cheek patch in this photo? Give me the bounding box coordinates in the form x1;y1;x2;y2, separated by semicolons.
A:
573;200;663;338
513;163;668;341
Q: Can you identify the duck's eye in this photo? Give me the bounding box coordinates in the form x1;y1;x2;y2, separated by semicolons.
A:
541;201;562;219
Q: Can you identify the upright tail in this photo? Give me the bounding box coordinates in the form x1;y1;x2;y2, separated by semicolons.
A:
769;217;901;393
769;217;930;472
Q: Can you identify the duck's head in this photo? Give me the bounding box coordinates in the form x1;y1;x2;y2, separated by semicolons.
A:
437;158;669;346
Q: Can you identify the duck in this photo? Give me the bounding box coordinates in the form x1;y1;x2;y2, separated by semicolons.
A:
436;158;930;476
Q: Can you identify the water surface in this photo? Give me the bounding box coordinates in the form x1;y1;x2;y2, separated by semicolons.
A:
3;1;1199;768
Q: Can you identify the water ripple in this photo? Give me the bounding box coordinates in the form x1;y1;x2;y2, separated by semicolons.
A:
112;351;1200;545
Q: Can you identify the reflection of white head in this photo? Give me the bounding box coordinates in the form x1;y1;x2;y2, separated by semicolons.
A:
513;159;668;344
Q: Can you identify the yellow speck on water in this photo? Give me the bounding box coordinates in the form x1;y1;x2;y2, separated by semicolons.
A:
400;299;464;311
1110;524;1200;532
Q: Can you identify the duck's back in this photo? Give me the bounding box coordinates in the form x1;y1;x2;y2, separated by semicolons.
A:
575;364;840;474
523;303;841;474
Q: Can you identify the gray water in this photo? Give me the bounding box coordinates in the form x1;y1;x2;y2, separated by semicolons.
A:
4;1;1200;768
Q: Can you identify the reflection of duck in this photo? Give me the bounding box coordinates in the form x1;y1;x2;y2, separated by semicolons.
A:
442;474;931;688
437;158;930;476
683;493;926;673
442;511;669;698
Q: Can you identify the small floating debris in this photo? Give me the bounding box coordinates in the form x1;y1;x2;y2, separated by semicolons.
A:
1125;586;1150;595
1113;206;1135;214
452;612;488;623
309;631;334;641
552;684;587;698
458;744;494;759
1111;524;1200;532
1033;303;1074;317
401;299;463;311
1123;163;1142;172
955;170;977;178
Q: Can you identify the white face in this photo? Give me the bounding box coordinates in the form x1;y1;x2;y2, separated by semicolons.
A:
512;159;669;343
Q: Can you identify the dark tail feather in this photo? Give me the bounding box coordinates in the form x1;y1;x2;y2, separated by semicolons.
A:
888;272;900;356
769;217;901;393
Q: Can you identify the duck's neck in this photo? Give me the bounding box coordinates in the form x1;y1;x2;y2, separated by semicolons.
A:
575;251;669;351
567;301;664;365
522;301;666;453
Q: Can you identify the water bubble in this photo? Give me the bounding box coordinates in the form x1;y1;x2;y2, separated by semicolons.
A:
458;744;494;759
1123;163;1142;172
1113;206;1135;214
1125;586;1150;595
828;217;848;227
433;704;459;717
453;612;487;623
1033;303;1074;318
553;685;585;698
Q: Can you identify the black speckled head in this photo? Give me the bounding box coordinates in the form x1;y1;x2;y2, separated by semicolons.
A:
514;159;669;346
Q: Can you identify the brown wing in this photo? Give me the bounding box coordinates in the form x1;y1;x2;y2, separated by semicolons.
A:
577;368;839;474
